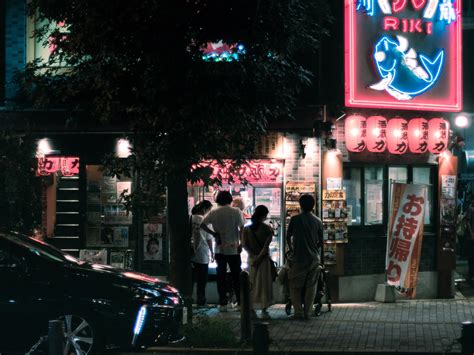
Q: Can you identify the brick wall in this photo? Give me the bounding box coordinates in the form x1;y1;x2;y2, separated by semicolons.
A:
5;0;26;102
283;133;320;186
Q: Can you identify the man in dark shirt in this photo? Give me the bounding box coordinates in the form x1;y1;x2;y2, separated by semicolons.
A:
286;194;323;319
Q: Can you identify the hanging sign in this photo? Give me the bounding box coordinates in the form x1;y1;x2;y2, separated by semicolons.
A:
387;118;408;154
345;115;367;152
366;116;387;153
345;116;448;154
345;0;462;112
408;118;429;153
386;183;427;297
36;156;80;176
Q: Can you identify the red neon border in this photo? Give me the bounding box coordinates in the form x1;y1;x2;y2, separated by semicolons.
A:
344;0;463;112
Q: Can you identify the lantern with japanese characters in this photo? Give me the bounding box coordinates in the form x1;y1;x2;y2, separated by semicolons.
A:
428;118;449;154
366;116;387;153
408;118;428;154
387;118;408;155
345;115;366;152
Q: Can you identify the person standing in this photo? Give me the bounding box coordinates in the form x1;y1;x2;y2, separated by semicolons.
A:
191;200;214;307
201;190;245;312
286;194;323;319
242;205;274;318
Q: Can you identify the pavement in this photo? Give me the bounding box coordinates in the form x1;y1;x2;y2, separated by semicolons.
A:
138;268;474;354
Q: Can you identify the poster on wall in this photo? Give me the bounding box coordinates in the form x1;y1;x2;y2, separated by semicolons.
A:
110;251;125;269
366;180;383;224
324;244;337;265
441;175;456;199
256;188;282;216
144;223;164;261
386;183;427;297
116;181;132;201
345;0;462;112
103;204;133;225
79;249;108;264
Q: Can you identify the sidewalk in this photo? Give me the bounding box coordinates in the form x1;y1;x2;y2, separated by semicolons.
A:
147;296;474;354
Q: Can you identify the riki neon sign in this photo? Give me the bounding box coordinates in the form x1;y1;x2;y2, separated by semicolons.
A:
345;0;462;111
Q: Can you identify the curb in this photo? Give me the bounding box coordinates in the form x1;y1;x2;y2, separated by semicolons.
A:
120;347;460;355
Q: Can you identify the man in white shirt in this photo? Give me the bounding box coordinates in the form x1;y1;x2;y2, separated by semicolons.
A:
201;191;245;311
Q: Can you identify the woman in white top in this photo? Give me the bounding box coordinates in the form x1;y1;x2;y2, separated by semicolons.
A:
191;200;213;307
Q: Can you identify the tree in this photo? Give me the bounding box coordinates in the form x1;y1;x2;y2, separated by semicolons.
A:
18;0;331;310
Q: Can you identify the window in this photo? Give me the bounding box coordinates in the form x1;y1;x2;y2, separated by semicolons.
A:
343;168;361;225
413;167;432;225
344;165;434;229
27;16;68;66
365;167;384;225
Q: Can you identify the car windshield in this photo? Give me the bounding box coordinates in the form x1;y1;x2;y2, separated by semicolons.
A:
3;233;83;265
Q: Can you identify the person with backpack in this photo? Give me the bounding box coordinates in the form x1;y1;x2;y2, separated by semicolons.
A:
191;200;213;307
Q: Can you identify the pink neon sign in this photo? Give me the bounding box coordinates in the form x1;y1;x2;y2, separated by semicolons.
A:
345;0;462;112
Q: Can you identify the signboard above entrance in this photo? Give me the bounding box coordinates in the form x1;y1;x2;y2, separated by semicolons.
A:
345;0;462;111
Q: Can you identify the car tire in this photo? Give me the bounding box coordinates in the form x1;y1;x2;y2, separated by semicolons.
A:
59;314;104;355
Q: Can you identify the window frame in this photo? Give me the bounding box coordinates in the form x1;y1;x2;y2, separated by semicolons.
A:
344;163;436;236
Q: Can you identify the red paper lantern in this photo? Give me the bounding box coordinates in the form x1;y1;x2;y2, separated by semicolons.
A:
387;118;408;154
345;115;366;152
428;118;449;154
408;118;428;154
366;116;387;153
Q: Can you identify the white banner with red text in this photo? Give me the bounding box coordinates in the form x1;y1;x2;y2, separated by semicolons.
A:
386;183;427;298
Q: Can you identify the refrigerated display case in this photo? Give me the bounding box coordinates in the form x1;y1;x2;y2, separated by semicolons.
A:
188;183;284;273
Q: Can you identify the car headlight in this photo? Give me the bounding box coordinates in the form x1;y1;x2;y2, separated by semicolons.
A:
135;286;161;299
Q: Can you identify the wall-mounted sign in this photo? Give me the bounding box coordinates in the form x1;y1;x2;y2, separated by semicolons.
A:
192;159;283;184
345;115;449;154
345;0;462;112
36;156;80;176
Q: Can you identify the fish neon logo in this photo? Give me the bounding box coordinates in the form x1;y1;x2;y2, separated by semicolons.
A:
370;35;444;100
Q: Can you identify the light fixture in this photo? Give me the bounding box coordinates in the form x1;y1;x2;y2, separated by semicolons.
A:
116;138;132;158
454;113;470;128
36;138;55;157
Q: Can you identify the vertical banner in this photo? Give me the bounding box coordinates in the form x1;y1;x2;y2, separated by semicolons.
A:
386;183;427;297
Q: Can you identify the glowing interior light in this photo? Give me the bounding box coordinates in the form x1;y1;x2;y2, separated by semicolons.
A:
455;115;469;128
414;129;420;137
351;128;360;136
394;129;402;138
435;131;441;138
372;128;380;136
36;138;54;156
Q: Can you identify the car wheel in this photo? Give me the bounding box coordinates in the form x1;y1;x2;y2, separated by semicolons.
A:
59;314;96;355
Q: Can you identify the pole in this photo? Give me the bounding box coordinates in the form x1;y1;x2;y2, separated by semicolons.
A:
240;271;251;342
253;322;269;355
460;321;474;355
48;320;64;355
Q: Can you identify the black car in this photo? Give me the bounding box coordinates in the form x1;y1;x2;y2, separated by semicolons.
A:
0;232;184;354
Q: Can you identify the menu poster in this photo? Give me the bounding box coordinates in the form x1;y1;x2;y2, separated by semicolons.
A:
113;226;129;247
327;178;342;191
324;244;336;265
116;181;132;202
110;251;125;269
79;249;108;264
366;180;383;224
103;204;133;225
144;223;164;261
441;175;456;199
100;176;117;204
285;181;316;202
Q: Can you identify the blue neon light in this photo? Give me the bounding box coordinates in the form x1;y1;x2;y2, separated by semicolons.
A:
356;0;375;16
372;36;445;99
133;306;147;336
439;0;456;24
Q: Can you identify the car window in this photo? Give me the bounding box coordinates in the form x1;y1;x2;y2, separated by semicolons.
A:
2;234;82;265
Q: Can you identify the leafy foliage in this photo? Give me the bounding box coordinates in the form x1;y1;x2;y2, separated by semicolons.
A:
181;315;239;348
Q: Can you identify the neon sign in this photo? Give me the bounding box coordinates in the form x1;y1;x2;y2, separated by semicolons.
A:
345;0;462;111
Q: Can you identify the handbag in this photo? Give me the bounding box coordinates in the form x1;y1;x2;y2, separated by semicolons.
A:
252;227;278;281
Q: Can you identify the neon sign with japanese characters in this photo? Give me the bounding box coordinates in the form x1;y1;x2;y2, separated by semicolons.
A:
345;0;462;111
36;156;80;177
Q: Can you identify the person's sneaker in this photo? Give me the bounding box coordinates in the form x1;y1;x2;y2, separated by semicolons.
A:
218;304;228;312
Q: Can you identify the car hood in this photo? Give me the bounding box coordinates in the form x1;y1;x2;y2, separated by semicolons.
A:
69;261;179;295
